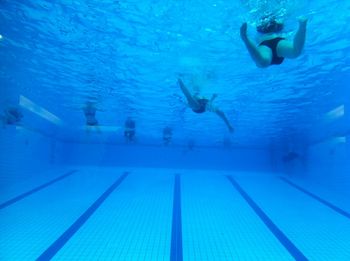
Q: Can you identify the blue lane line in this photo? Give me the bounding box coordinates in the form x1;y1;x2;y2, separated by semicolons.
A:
280;177;350;220
0;170;77;210
226;176;307;261
170;174;183;261
37;171;129;261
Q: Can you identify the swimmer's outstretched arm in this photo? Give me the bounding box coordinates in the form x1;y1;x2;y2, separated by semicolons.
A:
294;17;307;54
214;109;234;133
240;23;271;68
178;78;200;108
277;17;307;58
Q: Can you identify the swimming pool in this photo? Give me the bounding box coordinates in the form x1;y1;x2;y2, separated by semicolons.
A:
1;0;350;260
2;166;350;260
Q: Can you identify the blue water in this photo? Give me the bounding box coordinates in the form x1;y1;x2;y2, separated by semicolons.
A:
1;0;350;260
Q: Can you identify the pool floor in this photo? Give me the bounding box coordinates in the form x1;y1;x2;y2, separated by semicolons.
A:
1;167;350;260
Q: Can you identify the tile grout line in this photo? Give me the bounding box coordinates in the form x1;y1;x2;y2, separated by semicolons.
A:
226;175;308;261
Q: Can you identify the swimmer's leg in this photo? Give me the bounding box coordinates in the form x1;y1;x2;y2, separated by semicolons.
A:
277;18;307;58
178;78;201;108
95;125;102;134
213;108;234;133
240;23;271;68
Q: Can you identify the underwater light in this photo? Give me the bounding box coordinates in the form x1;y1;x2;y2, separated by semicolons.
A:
19;95;63;125
0;34;3;40
325;105;344;120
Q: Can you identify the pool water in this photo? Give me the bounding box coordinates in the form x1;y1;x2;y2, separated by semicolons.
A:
1;0;350;260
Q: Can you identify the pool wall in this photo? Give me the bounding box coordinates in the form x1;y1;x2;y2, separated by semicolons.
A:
0;126;276;177
0;127;55;178
1;114;348;187
54;141;273;171
306;136;350;190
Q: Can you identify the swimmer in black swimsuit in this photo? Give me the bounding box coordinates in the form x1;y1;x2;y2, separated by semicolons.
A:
124;117;136;143
178;78;234;133
83;101;101;133
240;16;307;67
163;126;172;146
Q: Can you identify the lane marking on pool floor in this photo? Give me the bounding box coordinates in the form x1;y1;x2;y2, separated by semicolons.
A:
0;170;77;210
37;171;130;261
226;175;307;261
170;174;183;261
280;177;350;220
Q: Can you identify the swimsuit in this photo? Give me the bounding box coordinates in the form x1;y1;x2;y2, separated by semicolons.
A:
192;99;209;114
84;108;98;126
84;110;96;117
86;118;98;126
259;37;285;65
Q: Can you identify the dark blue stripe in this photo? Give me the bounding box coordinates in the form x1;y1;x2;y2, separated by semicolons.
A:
280;177;350;220
0;170;77;210
170;174;183;261
37;172;129;261
226;176;307;261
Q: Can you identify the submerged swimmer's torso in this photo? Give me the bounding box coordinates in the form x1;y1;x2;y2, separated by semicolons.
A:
192;98;209;113
84;108;98;125
258;33;286;65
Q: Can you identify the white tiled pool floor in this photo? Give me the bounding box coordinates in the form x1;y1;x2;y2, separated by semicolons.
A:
1;167;350;260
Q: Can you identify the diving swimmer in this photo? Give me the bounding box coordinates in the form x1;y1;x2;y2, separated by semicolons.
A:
178;78;234;133
240;16;307;67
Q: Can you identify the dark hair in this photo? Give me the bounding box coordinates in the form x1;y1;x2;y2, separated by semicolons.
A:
256;17;284;34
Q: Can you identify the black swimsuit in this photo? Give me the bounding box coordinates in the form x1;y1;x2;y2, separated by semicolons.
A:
192;99;208;114
259;37;285;65
84;109;98;126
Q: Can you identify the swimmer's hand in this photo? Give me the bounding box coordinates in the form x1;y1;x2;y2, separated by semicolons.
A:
240;23;248;40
